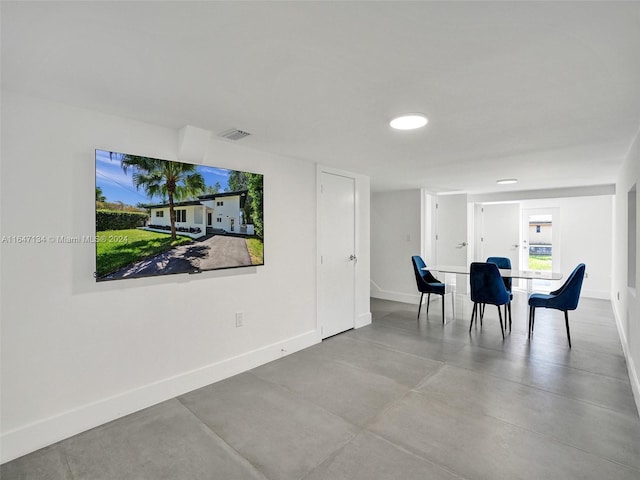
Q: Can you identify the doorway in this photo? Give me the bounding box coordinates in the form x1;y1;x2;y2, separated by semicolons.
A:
522;208;560;292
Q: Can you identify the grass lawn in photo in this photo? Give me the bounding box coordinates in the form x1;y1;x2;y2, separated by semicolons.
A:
245;237;264;265
96;229;192;277
529;254;552;271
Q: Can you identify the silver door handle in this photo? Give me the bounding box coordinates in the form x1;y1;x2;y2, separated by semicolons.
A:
512;244;519;248
456;242;468;248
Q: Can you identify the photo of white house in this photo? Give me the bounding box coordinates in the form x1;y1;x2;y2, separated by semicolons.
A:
146;190;254;239
94;149;264;280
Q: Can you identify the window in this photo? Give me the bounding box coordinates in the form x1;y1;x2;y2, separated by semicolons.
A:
217;201;224;206
536;225;541;233
216;217;222;223
175;209;187;222
155;211;164;218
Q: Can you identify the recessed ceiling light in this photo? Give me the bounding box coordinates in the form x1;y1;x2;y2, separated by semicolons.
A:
496;178;518;185
390;114;428;130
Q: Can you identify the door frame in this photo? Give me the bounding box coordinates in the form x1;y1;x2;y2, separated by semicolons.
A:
316;165;370;340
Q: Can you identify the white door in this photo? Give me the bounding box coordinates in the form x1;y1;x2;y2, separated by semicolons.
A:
435;194;469;294
318;172;356;338
480;203;521;270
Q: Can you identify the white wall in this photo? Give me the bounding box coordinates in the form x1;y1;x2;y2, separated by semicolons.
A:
0;92;325;462
370;189;423;303
612;128;640;413
519;195;613;299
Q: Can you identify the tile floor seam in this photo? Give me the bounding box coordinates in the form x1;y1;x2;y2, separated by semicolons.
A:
437;358;640;420
362;413;475;480
332;334;453;365
58;444;77;480
447;340;636;393
296;436;360;480
243;370;369;459
293;434;358;480
303;344;447;389
367;318;636;416
479;409;640;475
363;430;472;480
368;321;469;350
408;386;640;474
174;395;272;480
474;335;627;365
248;366;416;438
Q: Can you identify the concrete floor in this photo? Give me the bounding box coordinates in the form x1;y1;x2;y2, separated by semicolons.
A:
3;293;639;479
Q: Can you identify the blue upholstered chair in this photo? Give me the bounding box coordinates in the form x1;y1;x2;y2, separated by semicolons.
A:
528;263;586;348
469;262;511;339
486;256;513;331
411;256;446;323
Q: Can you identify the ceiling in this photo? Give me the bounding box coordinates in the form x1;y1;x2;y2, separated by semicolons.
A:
2;1;640;194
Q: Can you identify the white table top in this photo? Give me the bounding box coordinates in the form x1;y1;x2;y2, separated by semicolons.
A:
426;265;563;281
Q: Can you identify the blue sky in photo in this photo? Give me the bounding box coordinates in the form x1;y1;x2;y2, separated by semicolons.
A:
95;150;232;206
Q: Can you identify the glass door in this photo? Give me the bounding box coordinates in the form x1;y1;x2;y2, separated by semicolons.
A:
522;208;559;292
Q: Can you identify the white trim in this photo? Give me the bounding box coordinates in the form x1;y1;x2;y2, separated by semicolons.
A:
370;279;421;304
611;297;640;416
356;312;372;329
0;330;318;464
580;289;611;300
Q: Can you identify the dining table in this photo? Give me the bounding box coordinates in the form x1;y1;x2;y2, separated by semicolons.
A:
423;265;563;321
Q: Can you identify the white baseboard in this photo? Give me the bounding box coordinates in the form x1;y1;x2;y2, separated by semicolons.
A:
356;311;372;329
0;330;319;465
611;300;640;417
370;280;419;304
582;289;610;300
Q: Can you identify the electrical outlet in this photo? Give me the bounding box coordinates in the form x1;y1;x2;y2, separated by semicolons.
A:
235;312;244;327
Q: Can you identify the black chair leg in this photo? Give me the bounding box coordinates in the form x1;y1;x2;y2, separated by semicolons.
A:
417;293;424;320
531;307;535;332
497;306;505;339
469;303;477;332
564;311;572;348
528;306;533;338
441;294;445;324
426;293;431;316
507;303;512;332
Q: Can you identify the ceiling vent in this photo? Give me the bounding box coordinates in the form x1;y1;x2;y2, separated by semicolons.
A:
218;128;251;141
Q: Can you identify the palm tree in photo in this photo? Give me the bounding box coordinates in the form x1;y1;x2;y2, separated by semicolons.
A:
95;186;107;202
120;155;205;240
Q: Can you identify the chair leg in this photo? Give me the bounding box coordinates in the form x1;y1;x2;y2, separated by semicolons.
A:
441;294;445;324
531;307;535;332
426;293;431;316
480;303;485;321
497;306;505;339
417;293;424;320
564;311;572;348
507;303;512;332
469;303;477;332
528;306;533;338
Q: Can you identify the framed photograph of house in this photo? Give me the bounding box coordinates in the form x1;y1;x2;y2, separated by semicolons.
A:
94;149;264;281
